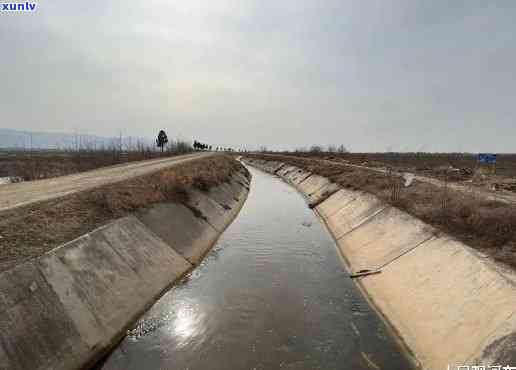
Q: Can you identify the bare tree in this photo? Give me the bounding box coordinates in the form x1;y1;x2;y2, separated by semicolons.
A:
337;144;348;153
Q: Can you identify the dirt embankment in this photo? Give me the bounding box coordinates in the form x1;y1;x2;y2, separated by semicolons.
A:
0;147;197;181
286;151;516;193
0;155;247;272
248;154;516;269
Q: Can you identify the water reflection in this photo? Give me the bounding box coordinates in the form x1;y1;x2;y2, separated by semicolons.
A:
169;301;205;348
100;166;414;370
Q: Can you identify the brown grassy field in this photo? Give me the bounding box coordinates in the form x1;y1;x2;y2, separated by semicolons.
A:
0;155;247;272
283;152;516;188
0;146;195;181
248;153;516;270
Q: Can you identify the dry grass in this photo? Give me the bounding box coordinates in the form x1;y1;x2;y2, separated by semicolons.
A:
249;154;516;269
0;155;246;272
283;151;516;179
0;147;194;181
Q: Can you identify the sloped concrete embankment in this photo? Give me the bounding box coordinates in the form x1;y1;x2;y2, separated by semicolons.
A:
244;158;516;370
0;168;250;370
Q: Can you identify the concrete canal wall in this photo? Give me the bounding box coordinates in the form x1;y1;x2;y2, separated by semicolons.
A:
0;168;250;370
245;158;516;370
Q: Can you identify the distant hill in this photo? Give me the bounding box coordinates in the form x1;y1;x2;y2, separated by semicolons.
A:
0;128;153;150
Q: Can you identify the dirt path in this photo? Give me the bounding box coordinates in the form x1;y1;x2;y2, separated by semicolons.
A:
0;152;214;212
272;154;516;205
333;159;516;205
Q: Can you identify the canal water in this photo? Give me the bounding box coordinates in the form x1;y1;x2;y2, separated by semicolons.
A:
99;166;414;370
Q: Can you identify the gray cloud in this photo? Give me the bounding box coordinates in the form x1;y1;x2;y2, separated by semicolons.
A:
1;1;516;151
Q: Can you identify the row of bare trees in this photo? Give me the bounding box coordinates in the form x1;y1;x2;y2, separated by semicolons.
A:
3;132;195;181
193;139;236;152
258;144;348;154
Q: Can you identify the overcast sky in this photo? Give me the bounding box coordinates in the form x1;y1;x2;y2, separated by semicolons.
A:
1;1;516;151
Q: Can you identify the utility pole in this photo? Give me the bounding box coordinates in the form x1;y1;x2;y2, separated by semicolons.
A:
119;131;123;162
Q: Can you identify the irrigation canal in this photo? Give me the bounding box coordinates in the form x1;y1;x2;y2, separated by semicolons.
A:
98;165;414;370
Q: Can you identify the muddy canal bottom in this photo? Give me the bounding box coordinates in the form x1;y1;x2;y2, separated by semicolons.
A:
100;166;413;370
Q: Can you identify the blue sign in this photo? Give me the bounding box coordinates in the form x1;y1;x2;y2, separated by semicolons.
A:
478;153;497;164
